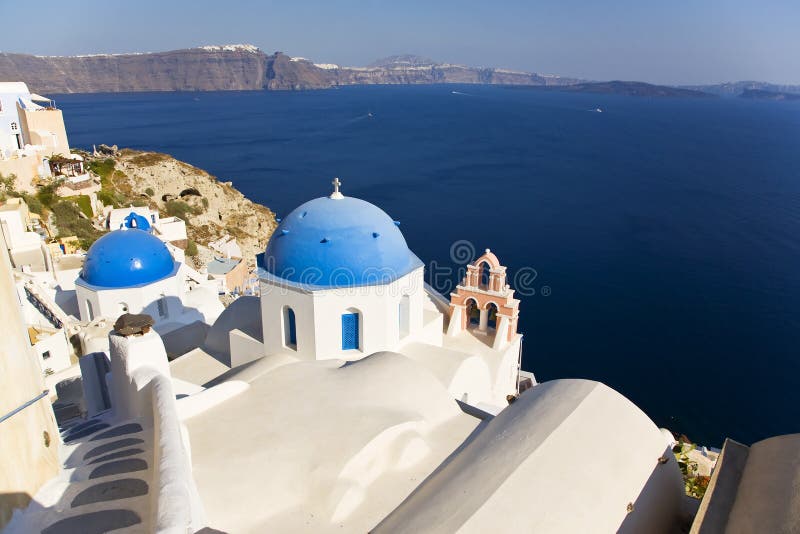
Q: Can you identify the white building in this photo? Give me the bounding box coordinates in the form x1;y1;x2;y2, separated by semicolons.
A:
74;227;221;335
200;186;522;408
3;183;701;534
105;206;187;247
0;198;49;271
0;82;89;191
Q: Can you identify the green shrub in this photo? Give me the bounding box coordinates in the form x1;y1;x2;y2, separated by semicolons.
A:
129;152;169;166
63;195;93;218
52;201;101;245
0;173;16;200
96;189;116;207
36;183;59;208
20;194;44;214
87;158;116;181
185;240;198;256
145;187;155;197
165;200;193;221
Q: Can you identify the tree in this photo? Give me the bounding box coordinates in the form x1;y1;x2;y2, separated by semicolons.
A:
0;173;16;201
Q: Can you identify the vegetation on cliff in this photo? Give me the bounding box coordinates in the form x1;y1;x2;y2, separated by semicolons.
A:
85;149;277;268
3;149;276;268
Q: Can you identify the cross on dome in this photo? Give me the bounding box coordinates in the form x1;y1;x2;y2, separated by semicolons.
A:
330;177;344;200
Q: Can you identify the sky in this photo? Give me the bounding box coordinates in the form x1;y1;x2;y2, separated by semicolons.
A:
1;0;799;85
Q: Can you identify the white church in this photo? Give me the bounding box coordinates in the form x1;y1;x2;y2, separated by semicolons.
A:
4;181;702;534
237;179;525;408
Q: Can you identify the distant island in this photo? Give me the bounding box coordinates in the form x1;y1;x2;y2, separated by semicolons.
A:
682;81;800;97
1;45;797;99
529;81;713;98
738;89;800;101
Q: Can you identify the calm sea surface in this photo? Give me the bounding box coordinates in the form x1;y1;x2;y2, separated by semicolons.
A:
56;85;800;446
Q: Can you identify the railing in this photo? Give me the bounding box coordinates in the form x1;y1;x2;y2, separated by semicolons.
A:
24;283;66;329
0;389;49;424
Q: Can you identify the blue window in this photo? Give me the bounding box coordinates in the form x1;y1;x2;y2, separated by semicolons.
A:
342;312;359;350
284;307;297;348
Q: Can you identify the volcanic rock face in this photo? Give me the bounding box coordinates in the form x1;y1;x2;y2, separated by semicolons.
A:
0;46;270;93
0;47;582;94
265;53;335;90
103;149;276;269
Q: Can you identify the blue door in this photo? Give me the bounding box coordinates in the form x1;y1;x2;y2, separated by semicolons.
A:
342;312;359;350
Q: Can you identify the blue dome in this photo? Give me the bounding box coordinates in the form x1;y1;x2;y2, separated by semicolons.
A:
264;196;422;287
80;229;177;288
123;211;151;231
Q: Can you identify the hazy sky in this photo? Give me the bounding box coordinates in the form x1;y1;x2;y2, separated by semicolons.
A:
2;0;799;85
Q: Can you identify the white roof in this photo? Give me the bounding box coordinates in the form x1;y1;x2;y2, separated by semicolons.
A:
184;351;480;532
0;82;30;94
29;93;52;102
375;379;685;534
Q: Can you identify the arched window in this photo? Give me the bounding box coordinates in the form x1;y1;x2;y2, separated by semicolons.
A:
341;310;360;350
487;302;499;329
399;294;411;339
157;295;168;318
465;298;479;327
480;262;491;289
86;300;94;321
283;306;297;349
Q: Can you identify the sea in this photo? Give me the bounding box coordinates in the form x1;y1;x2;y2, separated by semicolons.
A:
55;85;800;447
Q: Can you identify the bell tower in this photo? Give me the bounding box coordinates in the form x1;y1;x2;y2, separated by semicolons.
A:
446;249;520;350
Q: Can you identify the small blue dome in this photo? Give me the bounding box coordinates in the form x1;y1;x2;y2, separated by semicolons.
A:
81;229;176;288
264;196;422;287
123;211;151;231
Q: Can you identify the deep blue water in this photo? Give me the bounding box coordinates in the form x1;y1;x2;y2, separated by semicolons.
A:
56;85;800;447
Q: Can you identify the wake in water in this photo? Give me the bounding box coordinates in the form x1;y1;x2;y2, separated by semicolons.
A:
279;112;374;144
451;90;473;96
343;112;374;124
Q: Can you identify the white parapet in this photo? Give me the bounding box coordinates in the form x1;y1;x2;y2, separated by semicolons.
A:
108;328;172;421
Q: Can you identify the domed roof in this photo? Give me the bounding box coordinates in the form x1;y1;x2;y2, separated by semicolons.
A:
264;196;422;287
80;229;177;288
123;211;151;231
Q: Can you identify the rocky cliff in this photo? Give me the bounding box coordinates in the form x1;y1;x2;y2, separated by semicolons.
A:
327;64;575;87
0;46;581;93
0;45;269;93
87;148;276;269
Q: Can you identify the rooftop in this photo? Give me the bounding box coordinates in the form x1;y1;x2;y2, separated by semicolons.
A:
206;257;241;276
264;194;422;288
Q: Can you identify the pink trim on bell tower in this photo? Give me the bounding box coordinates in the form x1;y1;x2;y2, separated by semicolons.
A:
447;249;520;349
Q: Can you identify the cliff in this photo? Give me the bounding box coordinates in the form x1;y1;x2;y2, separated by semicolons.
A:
0;45;269;93
0;46;581;93
328;64;577;87
86;148;276;269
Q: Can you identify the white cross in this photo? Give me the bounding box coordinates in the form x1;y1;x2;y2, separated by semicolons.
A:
330;177;344;199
